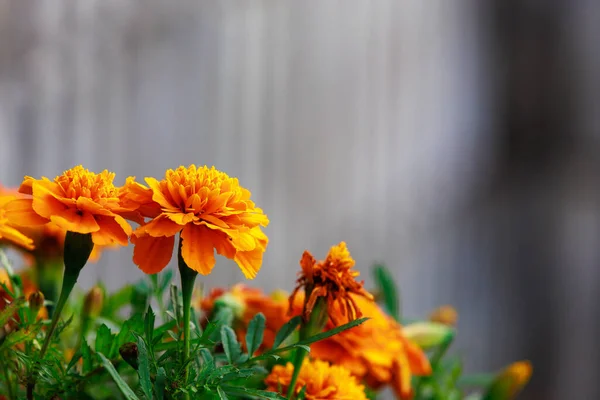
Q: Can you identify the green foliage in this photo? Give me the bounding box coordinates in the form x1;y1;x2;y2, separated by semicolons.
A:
372;264;400;321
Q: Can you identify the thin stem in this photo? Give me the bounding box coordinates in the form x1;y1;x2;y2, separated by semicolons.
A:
1;357;15;400
287;348;307;400
177;238;198;400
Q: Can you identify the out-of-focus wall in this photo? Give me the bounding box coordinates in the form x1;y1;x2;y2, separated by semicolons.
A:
1;1;599;399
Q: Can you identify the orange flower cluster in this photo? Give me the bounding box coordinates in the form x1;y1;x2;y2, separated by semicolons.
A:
200;284;292;353
289;242;373;325
265;359;368;400
2;164;268;279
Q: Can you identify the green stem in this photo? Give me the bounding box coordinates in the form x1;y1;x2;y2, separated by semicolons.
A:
1;356;15;400
287;348;307;400
177;238;198;400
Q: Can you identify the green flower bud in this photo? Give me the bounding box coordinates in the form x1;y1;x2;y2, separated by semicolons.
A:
83;286;104;319
28;291;45;319
403;322;454;350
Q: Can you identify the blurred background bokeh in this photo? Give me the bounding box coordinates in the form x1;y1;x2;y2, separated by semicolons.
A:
0;1;598;399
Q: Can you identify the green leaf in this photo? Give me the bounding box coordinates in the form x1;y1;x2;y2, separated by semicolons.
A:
271;315;302;349
98;352;141;400
217;386;229;400
144;305;156;345
0;325;40;349
169;284;182;324
221;326;242;365
156;367;166;400
81;339;93;374
0;297;25;327
104;285;134;317
457;373;495;388
95;324;114;355
136;336;153;400
246;313;266;357
372;264;400;321
221;386;286;399
296;385;307;400
297;317;368;346
159;270;174;294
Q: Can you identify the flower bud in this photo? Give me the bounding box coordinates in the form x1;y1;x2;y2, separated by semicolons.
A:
63;231;94;277
119;342;139;370
28;291;45;319
403;322;454;349
484;361;532;399
83;286;104;319
429;305;458;326
214;293;244;318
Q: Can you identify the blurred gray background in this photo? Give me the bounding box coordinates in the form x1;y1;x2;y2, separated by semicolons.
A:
0;1;599;399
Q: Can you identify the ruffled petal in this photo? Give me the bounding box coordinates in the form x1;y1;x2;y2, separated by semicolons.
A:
132;232;175;274
180;224;216;275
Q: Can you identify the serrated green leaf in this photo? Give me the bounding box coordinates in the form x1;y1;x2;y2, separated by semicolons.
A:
221;386;286;399
0;325;40;349
98;352;140;400
0;297;25;327
246;313;266;357
81;339;93;374
136;336;153;400
217;386;229;400
297;317;368;346
95;324;114;355
156;366;166;400
144;305;155;345
66;349;83;372
221;326;242;365
372;264;400;321
271;315;302;349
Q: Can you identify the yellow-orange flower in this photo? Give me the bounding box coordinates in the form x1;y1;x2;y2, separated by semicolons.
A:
265;359;368;400
289;292;431;399
289;242;373;325
200;285;291;353
5;166;133;247
127;165;269;278
0;188;34;250
429;305;458;326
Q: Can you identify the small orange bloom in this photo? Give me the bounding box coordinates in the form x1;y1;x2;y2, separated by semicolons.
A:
289;242;373;325
5;166;134;247
290;293;431;399
201;285;291;353
429;305;458;326
0;188;34;250
127;165;269;278
265;359;368;400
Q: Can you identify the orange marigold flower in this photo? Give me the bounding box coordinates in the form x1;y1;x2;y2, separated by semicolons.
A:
128;165;269;278
290;293;431;399
4;166;134;247
265;359;368;400
0;188;34;250
289;242;373;325
200;285;291;353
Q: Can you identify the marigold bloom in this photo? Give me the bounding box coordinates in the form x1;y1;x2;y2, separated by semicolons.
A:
289;293;431;399
429;305;458;326
127;165;269;278
265;359;368;400
201;285;291;352
0;189;34;250
4;166;133;246
289;242;373;325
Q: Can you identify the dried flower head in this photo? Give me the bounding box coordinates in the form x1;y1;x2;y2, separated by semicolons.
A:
289;242;373;325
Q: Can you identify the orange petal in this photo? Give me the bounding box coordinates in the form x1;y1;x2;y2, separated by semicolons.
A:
142;215;183;237
233;246;264;279
76;197;112;216
145;177;177;210
132;233;175;274
50;208;100;233
211;230;236;259
0;225;35;250
31;183;69;219
167;212;195;225
404;339;432;376
4;199;49;226
92;215;131;246
180;224;216;275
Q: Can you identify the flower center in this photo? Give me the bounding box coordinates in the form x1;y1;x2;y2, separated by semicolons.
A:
55;166;118;201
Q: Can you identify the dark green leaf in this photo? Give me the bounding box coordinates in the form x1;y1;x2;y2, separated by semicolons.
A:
98;352;140;400
221;386;286;399
372;264;400;321
169;284;182;324
271;315;302;349
95;324;114;355
144;305;156;345
0;325;40;349
297;317;368;346
81;339;93;374
136;336;153;400
296;385;307;400
246;313;266;357
156;367;166;400
221;326;242;365
457;373;495;388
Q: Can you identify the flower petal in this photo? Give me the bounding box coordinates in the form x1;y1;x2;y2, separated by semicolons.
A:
132;232;175;274
180;224;216;275
50;208;100;233
92;215;131;246
141;214;183;237
145;177;177;210
233;246;264;279
4;199;49;226
31;182;70;219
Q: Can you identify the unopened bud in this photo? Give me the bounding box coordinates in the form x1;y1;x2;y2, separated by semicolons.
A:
119;342;139;370
429;305;458;326
63;231;94;277
403;322;454;350
484;360;532;400
83;286;104;319
214;293;244;318
28;291;45;318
